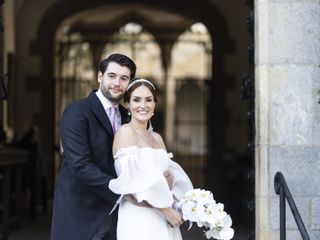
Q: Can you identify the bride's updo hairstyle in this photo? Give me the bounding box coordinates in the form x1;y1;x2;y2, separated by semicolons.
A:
124;78;157;103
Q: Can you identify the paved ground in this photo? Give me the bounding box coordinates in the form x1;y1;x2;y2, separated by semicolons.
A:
6;212;51;240
6;211;247;240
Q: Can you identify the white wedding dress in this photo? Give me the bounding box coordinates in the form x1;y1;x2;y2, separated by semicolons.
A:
109;146;193;240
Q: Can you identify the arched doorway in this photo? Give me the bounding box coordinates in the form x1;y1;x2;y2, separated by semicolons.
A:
31;0;252;238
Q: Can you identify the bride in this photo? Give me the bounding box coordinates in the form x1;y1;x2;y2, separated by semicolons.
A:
109;78;193;240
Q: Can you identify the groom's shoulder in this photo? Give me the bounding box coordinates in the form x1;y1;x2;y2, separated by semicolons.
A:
65;92;95;110
61;95;95;118
63;98;87;112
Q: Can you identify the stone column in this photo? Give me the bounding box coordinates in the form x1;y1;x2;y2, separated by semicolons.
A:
160;41;175;147
165;72;176;147
255;0;320;239
2;0;15;140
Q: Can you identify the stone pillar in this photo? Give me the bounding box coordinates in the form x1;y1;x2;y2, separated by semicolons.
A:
2;0;15;140
165;72;176;147
255;0;320;239
160;41;175;147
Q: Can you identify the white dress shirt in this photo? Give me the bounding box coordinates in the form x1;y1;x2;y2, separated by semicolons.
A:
95;89;121;132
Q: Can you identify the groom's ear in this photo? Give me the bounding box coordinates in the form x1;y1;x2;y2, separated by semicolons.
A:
97;71;103;83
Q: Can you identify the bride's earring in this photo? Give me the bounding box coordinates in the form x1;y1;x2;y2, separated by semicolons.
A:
127;109;131;116
148;120;154;131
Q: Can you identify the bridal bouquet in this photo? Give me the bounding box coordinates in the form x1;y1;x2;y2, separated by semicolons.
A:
176;188;234;240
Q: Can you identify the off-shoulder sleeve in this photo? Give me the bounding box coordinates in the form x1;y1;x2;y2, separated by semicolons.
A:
108;146;174;208
168;156;194;201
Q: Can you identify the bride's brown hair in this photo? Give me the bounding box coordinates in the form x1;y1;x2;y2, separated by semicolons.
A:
124;78;157;103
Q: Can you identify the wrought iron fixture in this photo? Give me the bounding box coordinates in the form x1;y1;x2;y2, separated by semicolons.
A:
274;172;310;240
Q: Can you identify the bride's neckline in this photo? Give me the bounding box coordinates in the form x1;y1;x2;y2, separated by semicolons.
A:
128;122;148;131
114;145;167;157
123;145;165;151
128;123;163;149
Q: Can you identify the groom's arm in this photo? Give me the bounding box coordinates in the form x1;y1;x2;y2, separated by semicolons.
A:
60;102;118;205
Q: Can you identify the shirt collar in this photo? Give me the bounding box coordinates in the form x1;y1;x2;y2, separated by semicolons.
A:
95;89;118;110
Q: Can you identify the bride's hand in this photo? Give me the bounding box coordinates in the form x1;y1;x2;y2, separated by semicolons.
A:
123;195;151;208
159;208;182;228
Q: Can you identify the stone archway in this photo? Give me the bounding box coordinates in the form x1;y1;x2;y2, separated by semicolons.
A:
33;0;232;197
30;0;255;236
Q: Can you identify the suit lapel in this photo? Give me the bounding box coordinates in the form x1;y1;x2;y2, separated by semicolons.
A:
87;91;114;137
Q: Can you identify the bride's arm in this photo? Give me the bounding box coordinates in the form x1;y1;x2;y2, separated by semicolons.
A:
158;207;183;227
125;195;182;227
123;194;152;208
113;125;153;207
124;195;182;226
112;126;178;214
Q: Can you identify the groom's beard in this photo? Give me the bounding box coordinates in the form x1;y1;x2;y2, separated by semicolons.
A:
102;89;124;103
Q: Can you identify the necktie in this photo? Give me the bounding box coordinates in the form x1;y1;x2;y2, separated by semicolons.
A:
109;105;116;134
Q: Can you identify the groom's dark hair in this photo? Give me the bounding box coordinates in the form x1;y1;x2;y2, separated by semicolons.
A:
98;53;136;80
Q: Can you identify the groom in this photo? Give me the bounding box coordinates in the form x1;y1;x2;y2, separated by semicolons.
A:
50;53;136;240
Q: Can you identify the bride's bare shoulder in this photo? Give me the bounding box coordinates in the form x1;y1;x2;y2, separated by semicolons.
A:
113;124;138;153
151;131;166;149
117;123;135;134
115;124;137;141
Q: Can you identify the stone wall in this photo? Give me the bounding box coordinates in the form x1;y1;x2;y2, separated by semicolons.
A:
255;0;320;239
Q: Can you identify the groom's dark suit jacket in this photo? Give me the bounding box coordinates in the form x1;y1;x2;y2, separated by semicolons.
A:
51;91;128;240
